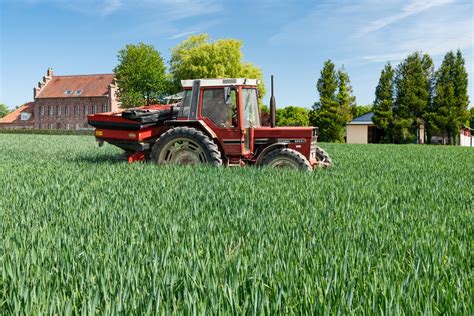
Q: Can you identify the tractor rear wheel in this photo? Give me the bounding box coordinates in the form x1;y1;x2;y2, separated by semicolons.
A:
260;148;312;171
315;146;332;166
151;126;222;166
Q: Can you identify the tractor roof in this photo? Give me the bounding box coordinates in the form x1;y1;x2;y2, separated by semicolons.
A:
181;78;260;88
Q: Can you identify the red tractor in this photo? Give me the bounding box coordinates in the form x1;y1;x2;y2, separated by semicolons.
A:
88;77;332;170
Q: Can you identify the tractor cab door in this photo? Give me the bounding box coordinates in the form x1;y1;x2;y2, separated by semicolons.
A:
240;87;261;155
200;87;241;155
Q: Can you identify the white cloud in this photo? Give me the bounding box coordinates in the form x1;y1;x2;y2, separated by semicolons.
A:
167;31;197;40
101;0;122;16
357;0;455;36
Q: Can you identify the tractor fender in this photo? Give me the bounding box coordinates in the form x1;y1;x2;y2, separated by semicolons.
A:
166;119;217;139
165;119;225;155
255;142;288;165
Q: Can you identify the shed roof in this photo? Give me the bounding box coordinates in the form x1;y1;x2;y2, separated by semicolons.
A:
36;74;115;98
347;112;374;125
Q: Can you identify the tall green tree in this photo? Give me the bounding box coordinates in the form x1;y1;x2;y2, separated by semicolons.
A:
469;108;474;128
276;106;310;126
372;63;395;141
393;52;434;143
310;60;354;142
114;43;167;107
0;104;9;118
425;50;469;144
169;34;265;97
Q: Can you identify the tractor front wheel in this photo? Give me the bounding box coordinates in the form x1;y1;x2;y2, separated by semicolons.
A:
260;148;312;171
315;146;332;167
151;127;222;166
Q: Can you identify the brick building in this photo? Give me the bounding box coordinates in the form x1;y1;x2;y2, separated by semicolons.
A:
0;102;35;129
33;68;119;130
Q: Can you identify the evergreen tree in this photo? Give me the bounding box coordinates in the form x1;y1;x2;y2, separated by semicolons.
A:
393;52;434;143
310;60;354;142
426;50;469;144
372;63;394;141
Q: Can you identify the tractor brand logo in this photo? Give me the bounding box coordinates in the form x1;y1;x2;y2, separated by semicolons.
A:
277;139;306;144
95;130;103;136
128;133;137;138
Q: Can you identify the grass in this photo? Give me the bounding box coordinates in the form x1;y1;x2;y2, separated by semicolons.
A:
0;134;472;314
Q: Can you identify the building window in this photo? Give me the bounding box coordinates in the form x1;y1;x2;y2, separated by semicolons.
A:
92;105;97;114
84;122;88;128
49;123;54;130
48;106;54;116
75;105;80;116
76;90;82;95
66;123;70;130
83;105;88;116
75;123;79;130
56;122;61;129
57;105;61;117
102;104;108;112
40;123;45;129
20;112;32;121
40;105;44;116
65;90;73;95
65;105;69;116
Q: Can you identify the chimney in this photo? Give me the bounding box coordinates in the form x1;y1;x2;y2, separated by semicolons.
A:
47;67;54;77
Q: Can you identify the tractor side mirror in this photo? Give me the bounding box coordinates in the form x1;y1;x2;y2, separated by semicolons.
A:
224;87;232;105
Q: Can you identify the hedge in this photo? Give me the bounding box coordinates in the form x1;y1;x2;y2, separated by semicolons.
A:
0;129;93;136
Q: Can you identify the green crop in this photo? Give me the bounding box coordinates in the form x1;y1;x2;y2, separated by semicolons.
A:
0;134;472;314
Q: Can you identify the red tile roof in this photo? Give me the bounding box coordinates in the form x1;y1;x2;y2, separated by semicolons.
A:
0;102;34;123
36;74;115;98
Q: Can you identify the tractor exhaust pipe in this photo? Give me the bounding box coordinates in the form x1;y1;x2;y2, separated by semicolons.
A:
270;75;276;128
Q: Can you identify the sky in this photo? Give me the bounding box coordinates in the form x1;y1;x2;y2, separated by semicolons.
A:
1;0;473;110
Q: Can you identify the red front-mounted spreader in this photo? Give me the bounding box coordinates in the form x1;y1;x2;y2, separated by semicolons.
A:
88;78;332;170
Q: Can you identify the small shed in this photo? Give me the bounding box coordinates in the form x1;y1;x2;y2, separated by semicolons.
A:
346;112;379;144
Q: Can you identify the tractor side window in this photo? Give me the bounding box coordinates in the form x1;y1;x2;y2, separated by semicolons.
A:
202;88;237;128
179;90;193;118
242;88;261;128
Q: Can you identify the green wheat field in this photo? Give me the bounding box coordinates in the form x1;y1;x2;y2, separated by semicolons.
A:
0;134;472;314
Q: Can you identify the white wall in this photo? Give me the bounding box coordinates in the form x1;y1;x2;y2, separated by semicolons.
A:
347;125;368;144
460;133;473;147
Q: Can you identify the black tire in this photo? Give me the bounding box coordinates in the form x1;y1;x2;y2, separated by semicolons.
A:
150;126;222;166
260;148;312;171
315;146;332;166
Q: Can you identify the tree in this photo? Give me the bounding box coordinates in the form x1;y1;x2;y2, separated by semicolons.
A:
393;52;434;143
372;63;395;141
276;106;310;126
352;105;373;119
425;50;469;144
0;104;9;118
468;107;474;128
169;34;265;97
309;60;354;142
114;43;167;108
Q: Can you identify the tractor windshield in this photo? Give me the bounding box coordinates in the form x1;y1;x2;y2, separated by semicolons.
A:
179;90;193;118
242;88;260;128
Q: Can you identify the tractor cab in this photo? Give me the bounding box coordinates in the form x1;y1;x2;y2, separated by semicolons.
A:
177;79;261;160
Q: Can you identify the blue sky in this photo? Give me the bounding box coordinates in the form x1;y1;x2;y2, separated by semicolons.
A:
1;0;473;110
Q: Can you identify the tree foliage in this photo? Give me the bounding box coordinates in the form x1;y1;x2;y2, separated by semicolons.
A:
425;50;469;144
0;104;9;118
352;105;373;119
114;43;167;108
372;63;394;140
169;34;265;97
276;106;310;126
393;52;434;143
310;60;354;142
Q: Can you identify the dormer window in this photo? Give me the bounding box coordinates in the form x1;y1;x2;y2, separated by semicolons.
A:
65;90;73;95
76;90;82;95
